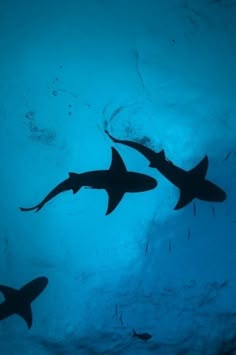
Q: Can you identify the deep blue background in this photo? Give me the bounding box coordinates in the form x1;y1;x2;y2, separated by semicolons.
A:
0;0;235;353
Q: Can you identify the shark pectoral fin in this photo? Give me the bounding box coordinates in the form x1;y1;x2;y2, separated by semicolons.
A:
174;191;194;210
189;156;208;178
109;147;127;173
17;305;33;329
20;277;48;303
106;189;125;215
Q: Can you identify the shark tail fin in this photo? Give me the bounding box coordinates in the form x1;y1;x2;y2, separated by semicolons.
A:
19;203;43;212
132;329;137;337
104;130;118;142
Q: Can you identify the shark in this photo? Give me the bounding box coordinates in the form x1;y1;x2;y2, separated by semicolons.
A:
20;147;157;215
132;329;152;341
0;277;48;329
105;130;226;210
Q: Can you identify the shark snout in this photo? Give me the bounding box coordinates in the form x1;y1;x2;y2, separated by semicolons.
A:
144;176;158;190
149;177;158;189
198;180;226;202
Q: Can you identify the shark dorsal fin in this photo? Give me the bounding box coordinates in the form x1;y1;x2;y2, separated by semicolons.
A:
105;189;125;215
159;149;165;159
109;147;127;173
17;305;33;329
189;156;208;178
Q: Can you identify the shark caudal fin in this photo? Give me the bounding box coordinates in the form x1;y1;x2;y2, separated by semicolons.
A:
19;204;43;212
174;156;209;210
0;277;48;329
105;147;127;215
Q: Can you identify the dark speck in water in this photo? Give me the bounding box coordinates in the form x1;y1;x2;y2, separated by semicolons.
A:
68;112;72;116
52;90;58;96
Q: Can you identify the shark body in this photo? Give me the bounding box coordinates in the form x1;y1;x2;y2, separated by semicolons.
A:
20;147;157;215
132;329;152;341
105;131;226;210
0;277;48;329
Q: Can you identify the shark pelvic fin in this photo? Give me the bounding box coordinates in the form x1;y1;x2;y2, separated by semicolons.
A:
69;173;81;194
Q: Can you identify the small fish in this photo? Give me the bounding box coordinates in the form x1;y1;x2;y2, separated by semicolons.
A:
211;205;215;216
187;229;191;240
145;241;149;255
168;240;172;253
132;329;152;341
223;152;231;161
114;304;118;317
119;312;123;326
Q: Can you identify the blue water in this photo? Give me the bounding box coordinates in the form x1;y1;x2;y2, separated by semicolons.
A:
0;0;236;353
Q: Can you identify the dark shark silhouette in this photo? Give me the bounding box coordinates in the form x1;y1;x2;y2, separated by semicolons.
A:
105;131;226;210
0;277;48;329
132;329;152;341
20;147;157;215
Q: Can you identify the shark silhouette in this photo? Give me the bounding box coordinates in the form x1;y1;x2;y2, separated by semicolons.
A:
0;277;48;329
105;131;226;210
132;329;152;341
20;147;157;215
